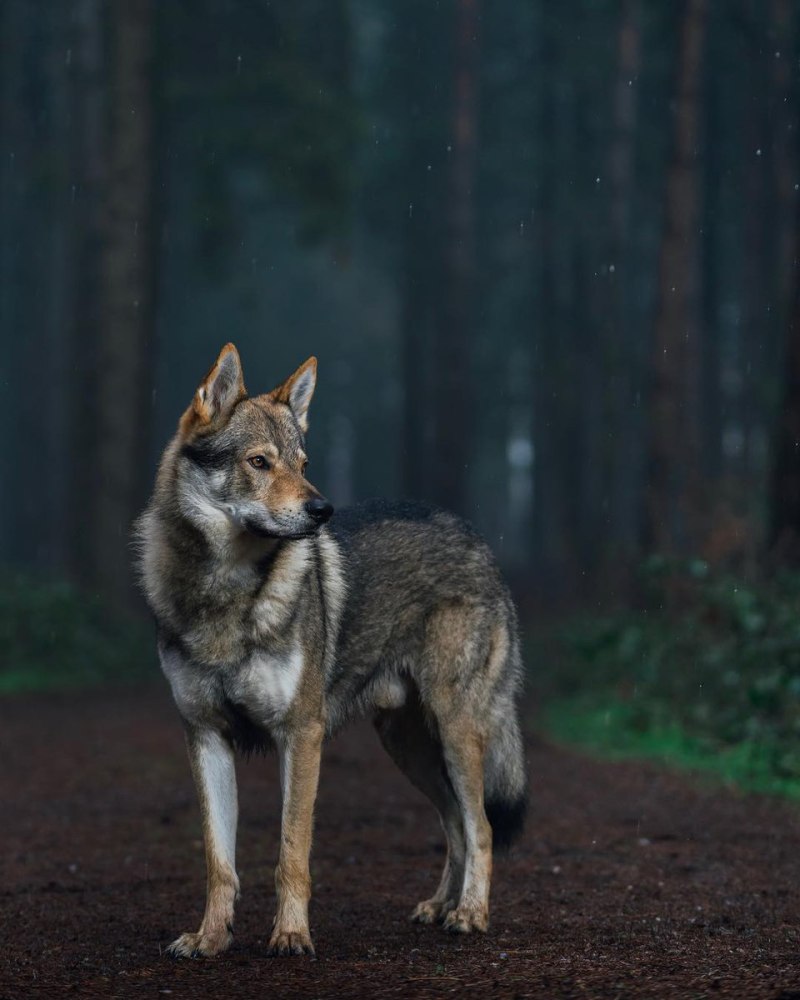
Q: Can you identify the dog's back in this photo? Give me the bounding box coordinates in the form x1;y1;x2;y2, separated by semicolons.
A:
325;498;527;852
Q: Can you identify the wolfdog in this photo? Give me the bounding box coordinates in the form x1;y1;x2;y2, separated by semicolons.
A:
136;344;526;958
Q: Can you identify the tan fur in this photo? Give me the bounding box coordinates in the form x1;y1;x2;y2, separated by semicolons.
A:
438;725;492;933
266;356;317;433
136;345;527;961
179;342;247;436
270;721;324;955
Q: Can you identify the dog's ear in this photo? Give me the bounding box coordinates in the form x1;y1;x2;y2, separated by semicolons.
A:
268;357;317;433
180;343;246;435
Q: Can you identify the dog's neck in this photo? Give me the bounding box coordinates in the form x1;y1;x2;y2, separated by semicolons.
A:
145;503;314;664
162;500;278;577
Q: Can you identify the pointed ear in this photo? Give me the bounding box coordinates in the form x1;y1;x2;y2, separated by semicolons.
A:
180;343;246;435
268;357;317;433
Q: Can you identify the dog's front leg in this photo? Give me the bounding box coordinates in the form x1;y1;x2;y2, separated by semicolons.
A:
168;726;239;959
268;720;323;957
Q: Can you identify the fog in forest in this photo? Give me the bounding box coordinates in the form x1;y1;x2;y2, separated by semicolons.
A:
2;0;799;619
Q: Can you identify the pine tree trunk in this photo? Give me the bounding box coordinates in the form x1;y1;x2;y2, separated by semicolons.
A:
770;0;797;318
643;0;708;555
608;0;642;555
66;0;107;585
531;8;567;593
769;196;800;564
431;0;479;514
0;0;27;562
93;0;157;603
398;3;445;500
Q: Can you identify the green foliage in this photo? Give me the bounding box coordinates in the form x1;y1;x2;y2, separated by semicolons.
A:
542;563;800;796
0;575;155;694
543;700;800;799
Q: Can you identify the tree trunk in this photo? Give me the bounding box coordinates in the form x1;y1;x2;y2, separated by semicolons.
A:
92;0;157;604
431;0;479;514
531;7;568;594
770;0;797;320
401;208;431;499
0;0;28;563
65;0;107;585
700;30;722;487
643;0;708;555
608;0;642;555
398;3;445;501
769;195;800;564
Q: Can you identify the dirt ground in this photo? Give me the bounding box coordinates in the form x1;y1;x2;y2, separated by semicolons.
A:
2;688;800;999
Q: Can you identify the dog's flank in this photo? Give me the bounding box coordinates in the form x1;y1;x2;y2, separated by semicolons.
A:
135;343;527;959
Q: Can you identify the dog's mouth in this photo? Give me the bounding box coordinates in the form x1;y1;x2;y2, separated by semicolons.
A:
243;518;320;541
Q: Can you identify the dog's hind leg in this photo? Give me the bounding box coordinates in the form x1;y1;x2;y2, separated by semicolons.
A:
168;727;239;958
435;718;492;933
374;698;465;924
420;605;497;934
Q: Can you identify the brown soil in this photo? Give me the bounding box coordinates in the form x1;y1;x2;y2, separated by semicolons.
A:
1;687;800;999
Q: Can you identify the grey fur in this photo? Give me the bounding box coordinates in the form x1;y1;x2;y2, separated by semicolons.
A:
135;349;527;955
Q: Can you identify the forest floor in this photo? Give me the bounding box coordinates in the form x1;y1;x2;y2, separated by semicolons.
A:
2;687;800;999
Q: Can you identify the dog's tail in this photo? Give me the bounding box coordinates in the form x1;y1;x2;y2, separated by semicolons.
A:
483;634;527;852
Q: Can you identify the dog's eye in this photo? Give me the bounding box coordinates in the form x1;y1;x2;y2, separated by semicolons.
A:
248;455;270;470
302;460;309;477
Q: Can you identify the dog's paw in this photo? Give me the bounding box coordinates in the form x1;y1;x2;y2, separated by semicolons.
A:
442;904;489;935
267;928;315;958
410;897;455;925
166;927;233;959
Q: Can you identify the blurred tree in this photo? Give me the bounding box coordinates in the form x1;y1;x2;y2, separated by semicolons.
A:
165;0;357;262
531;5;565;590
1;0;74;570
700;8;722;488
770;223;800;565
766;1;798;568
431;0;480;514
65;0;107;586
92;0;157;603
0;0;35;561
644;0;708;556
730;0;769;531
769;0;797;317
2;0;797;608
61;0;357;604
358;0;450;503
394;1;448;501
607;0;642;557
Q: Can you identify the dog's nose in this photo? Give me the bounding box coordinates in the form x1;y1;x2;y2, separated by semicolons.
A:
305;497;334;524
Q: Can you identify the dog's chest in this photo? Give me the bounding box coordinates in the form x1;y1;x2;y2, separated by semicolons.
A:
160;643;305;732
225;648;304;722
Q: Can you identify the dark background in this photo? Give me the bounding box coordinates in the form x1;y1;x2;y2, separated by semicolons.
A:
6;8;800;991
4;0;800;779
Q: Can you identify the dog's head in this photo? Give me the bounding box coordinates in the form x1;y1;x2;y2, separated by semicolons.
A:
175;343;333;541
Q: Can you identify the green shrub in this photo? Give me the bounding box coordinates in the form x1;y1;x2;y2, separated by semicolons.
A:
0;573;155;693
543;563;800;794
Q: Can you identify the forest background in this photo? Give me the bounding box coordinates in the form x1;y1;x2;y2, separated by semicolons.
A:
3;0;800;793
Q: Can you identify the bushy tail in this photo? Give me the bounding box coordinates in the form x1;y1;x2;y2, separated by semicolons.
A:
483;690;527;852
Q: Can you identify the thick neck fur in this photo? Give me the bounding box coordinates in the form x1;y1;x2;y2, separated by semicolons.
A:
137;438;314;667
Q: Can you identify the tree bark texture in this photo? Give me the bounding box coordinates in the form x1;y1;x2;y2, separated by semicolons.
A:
431;0;479;514
769;192;800;564
93;0;157;603
644;0;708;555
